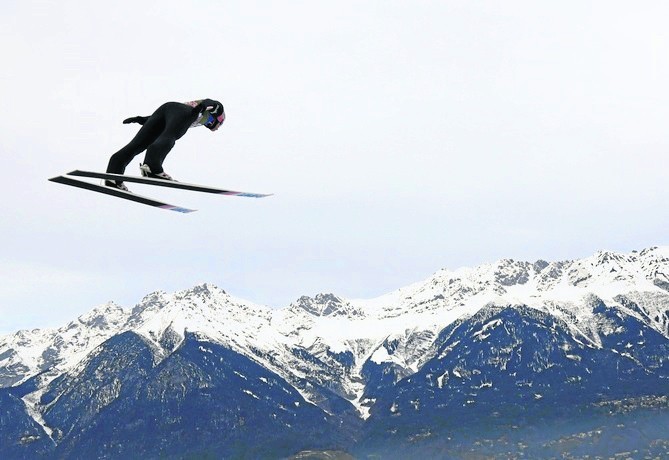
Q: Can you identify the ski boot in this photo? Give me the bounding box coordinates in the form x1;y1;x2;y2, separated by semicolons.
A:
140;163;176;181
104;180;130;192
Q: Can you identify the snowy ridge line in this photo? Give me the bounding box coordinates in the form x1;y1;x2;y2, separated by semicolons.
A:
1;246;668;420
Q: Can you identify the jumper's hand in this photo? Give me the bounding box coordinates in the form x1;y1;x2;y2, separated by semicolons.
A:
122;116;149;125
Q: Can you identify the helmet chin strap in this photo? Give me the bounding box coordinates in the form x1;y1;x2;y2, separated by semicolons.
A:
191;112;209;128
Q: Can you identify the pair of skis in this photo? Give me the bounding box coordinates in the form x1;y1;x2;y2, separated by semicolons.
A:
49;170;272;213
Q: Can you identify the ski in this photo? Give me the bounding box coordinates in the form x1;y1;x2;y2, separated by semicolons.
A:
66;170;272;198
48;175;196;213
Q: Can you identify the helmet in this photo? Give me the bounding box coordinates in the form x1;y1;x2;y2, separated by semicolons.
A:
184;99;225;131
202;100;225;131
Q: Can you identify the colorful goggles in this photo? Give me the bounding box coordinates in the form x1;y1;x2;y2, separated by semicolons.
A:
204;112;225;130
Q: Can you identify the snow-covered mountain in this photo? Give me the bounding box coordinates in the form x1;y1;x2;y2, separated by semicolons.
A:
1;246;668;458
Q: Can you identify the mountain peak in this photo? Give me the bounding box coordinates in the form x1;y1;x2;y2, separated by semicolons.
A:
177;283;227;299
131;290;170;317
76;302;128;330
491;259;532;286
293;293;364;317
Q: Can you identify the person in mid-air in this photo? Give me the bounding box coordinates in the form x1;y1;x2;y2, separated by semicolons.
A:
105;99;225;191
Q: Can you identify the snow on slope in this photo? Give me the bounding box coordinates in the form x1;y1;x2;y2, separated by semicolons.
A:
0;302;129;387
127;283;281;356
1;246;668;418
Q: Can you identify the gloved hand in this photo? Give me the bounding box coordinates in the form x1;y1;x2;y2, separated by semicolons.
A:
122;116;149;125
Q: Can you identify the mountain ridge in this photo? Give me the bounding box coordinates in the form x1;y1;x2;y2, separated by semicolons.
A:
1;246;668;457
2;247;668;396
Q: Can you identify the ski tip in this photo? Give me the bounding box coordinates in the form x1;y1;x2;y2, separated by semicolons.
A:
237;192;274;198
160;205;197;213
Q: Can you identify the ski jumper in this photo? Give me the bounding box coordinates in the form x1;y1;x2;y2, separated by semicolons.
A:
106;99;224;176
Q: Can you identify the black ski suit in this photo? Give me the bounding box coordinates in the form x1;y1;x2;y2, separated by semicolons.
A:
106;99;222;175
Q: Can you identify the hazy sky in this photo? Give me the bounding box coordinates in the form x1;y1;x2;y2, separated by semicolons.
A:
1;1;668;335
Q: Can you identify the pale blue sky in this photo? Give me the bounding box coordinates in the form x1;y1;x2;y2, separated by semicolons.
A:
1;1;668;334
